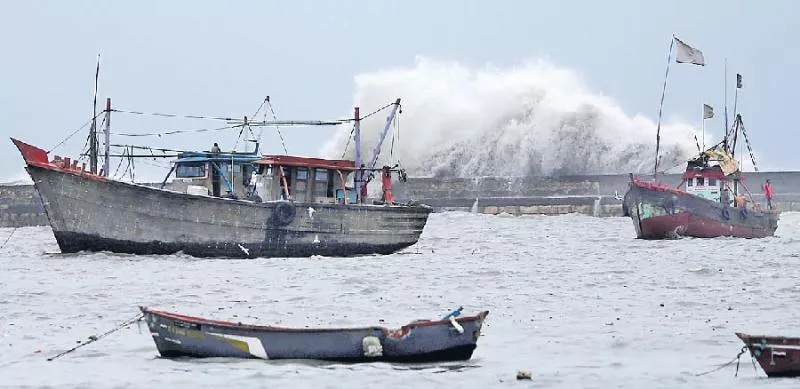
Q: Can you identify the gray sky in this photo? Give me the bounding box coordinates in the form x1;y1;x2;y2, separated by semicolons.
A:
2;0;797;181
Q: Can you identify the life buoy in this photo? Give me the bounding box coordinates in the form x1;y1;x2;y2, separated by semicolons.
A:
721;208;730;220
271;201;296;226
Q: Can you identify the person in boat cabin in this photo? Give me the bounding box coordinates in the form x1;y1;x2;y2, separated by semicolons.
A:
763;179;774;209
211;143;221;153
721;187;730;206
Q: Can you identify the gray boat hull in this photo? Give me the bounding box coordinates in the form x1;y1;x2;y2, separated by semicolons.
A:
141;307;488;362
26;165;431;258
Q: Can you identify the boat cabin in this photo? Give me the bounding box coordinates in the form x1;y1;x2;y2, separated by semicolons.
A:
250;155;358;204
166;146;366;204
167;149;261;199
681;157;745;207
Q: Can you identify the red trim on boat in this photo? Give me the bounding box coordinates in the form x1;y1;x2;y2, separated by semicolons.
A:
140;306;488;334
256;155;356;171
11;138;108;182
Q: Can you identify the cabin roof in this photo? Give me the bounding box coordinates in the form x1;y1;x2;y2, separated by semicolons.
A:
682;164;726;180
175;151;261;164
255;155;356;171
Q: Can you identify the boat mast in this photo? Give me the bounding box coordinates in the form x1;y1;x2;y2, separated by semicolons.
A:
89;54;100;174
723;58;729;152
353;107;362;203
653;37;675;180
103;98;111;176
366;98;401;171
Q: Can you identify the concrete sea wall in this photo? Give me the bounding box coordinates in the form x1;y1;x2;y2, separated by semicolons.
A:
4;171;800;227
0;185;49;227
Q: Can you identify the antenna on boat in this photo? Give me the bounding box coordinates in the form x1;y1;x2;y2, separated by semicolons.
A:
89;54;100;174
103;98;111;176
723;58;729;151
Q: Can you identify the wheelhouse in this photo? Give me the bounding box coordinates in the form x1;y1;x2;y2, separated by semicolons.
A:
251;155;358;204
167;149;261;199
680;149;747;208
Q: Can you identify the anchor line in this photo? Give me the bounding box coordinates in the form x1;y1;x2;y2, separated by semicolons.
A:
0;228;16;250
694;346;748;377
47;313;145;361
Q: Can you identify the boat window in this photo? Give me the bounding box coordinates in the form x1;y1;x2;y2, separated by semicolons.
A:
313;168;329;198
696;177;705;186
297;168;309;181
315;168;328;182
687;179;693;187
176;162;206;178
295;167;308;201
232;164;242;173
708;178;717;186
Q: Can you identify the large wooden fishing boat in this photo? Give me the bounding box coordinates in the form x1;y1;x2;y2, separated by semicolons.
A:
13;96;431;258
623;37;779;239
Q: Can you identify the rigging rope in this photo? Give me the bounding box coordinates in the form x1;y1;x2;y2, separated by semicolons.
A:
266;97;288;155
737;116;759;172
110;108;237;122
110;124;239;137
48;111;105;154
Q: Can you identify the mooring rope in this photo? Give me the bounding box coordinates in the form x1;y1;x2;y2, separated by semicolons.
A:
47;313;144;361
694;346;749;377
0;228;16;250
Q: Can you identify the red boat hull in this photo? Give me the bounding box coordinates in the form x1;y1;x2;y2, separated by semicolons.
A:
737;333;800;377
624;179;779;239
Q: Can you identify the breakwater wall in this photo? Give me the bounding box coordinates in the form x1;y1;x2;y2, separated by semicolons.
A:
4;171;800;228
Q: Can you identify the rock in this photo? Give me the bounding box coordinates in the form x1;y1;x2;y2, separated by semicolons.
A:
516;370;532;380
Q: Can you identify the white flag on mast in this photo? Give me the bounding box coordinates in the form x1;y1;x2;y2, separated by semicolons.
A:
703;104;714;119
674;37;705;66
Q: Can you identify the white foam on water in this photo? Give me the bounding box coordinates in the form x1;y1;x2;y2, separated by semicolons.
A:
322;57;701;177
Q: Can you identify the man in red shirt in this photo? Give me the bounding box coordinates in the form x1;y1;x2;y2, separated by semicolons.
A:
763;179;774;210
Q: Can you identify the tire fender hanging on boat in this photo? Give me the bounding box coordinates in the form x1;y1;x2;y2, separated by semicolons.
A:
271;201;296;226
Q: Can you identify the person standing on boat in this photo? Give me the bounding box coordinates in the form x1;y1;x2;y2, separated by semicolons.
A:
721;187;730;206
763;179;774;209
211;143;221;153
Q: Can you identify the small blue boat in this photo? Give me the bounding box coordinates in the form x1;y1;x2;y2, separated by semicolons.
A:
140;306;488;363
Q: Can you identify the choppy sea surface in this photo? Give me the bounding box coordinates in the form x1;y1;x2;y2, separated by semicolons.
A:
2;212;800;388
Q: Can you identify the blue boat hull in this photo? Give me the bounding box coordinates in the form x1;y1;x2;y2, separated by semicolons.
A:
141;307;488;362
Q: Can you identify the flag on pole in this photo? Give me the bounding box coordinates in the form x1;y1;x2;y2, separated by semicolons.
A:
674;37;705;66
737;73;743;88
703;104;714;119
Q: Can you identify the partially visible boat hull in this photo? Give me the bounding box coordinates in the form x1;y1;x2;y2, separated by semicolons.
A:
624;179;778;239
737;333;800;377
141;307;488;362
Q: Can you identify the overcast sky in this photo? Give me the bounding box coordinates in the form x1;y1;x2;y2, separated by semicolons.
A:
1;0;797;182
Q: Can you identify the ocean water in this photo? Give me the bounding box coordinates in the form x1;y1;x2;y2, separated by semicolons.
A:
2;212;800;388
